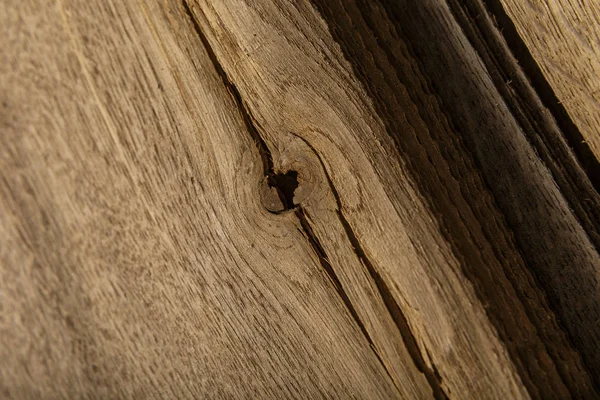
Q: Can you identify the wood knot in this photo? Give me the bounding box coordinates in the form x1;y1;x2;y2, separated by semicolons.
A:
259;163;318;213
259;134;322;213
260;170;299;213
260;171;299;212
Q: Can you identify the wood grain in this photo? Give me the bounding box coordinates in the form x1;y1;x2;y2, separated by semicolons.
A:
371;0;600;391
498;0;600;160
0;1;407;398
310;0;600;396
1;0;599;398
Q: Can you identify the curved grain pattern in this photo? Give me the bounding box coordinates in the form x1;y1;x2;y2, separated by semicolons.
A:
188;1;531;398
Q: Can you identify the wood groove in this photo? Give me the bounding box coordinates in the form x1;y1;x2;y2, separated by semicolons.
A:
447;0;600;259
292;133;447;399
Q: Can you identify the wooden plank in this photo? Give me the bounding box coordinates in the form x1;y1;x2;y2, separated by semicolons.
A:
189;0;600;397
0;1;414;398
2;0;600;398
185;1;551;398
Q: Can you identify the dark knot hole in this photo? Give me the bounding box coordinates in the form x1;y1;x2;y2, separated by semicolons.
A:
268;170;299;210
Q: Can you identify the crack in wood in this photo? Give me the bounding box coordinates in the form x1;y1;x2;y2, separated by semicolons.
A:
291;132;448;400
182;0;274;177
184;2;445;396
294;208;374;347
184;0;303;216
294;207;407;395
182;0;388;370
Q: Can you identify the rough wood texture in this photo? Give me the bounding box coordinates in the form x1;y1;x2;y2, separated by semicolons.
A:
499;0;600;160
1;0;599;399
0;2;405;398
372;0;600;392
310;0;599;397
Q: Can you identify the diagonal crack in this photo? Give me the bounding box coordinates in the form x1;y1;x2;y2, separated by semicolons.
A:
182;0;273;177
182;2;445;397
294;207;373;345
291;133;448;400
183;0;301;214
294;206;404;392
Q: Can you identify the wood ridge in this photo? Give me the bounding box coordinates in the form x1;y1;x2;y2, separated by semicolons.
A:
481;0;600;192
446;0;600;255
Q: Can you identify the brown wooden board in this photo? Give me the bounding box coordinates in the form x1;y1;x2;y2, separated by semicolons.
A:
2;0;599;398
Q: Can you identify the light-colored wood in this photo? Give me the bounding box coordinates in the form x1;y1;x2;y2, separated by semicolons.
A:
0;1;414;398
500;0;600;157
2;0;599;398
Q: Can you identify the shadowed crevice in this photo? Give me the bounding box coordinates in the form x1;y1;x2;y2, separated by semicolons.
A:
269;170;299;210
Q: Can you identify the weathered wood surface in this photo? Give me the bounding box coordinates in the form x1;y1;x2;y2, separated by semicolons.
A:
0;2;407;398
1;0;599;399
499;0;600;160
375;0;600;394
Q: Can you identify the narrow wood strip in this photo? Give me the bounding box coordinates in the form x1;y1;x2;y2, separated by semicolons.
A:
482;0;600;192
497;0;600;164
